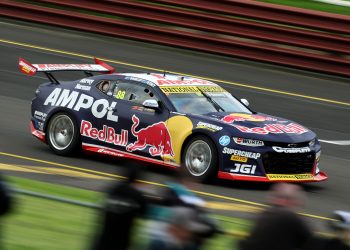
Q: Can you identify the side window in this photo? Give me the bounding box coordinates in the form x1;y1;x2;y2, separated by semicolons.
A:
112;81;158;105
97;80;113;95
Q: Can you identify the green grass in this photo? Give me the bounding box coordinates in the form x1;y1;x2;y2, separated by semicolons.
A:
0;177;249;250
3;196;96;250
258;0;350;15
2;177;101;250
6;176;102;203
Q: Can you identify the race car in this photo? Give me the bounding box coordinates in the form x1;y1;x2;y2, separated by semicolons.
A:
20;57;327;182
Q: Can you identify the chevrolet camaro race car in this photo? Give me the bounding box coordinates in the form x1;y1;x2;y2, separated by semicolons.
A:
20;57;327;182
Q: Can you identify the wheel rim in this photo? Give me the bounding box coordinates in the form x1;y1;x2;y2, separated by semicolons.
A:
185;140;212;176
48;115;74;150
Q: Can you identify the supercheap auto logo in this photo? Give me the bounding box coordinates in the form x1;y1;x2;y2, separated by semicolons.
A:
221;114;277;124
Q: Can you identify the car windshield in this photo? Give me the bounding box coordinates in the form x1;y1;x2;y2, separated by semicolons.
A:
161;85;252;115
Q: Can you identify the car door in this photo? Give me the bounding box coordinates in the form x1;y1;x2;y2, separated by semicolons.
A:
104;78;173;163
79;78;121;149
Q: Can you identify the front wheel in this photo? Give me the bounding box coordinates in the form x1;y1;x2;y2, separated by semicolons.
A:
182;135;218;182
46;112;80;155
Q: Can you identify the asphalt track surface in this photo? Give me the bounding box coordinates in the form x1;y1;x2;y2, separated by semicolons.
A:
1;18;350;230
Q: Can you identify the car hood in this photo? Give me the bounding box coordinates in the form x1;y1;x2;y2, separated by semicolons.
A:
203;112;316;143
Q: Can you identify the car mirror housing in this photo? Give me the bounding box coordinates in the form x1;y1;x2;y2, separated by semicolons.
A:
240;98;250;106
142;99;159;109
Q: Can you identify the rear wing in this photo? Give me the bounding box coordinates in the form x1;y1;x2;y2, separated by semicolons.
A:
18;57;115;84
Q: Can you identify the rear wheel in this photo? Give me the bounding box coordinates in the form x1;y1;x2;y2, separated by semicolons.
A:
46;112;80;155
182;135;218;182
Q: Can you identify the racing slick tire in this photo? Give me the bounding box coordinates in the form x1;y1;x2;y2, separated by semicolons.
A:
182;135;218;182
46;112;80;156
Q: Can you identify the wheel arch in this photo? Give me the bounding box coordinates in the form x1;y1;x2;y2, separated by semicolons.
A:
180;130;219;165
44;108;79;134
45;109;82;155
180;130;222;181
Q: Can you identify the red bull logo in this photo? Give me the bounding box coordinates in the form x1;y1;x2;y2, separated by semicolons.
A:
233;123;308;135
80;120;128;146
222;114;276;124
126;115;174;157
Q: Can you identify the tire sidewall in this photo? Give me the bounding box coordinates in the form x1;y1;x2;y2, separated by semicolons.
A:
46;112;80;155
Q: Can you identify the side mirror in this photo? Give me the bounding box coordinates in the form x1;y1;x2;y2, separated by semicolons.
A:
240;98;250;106
142;99;159;109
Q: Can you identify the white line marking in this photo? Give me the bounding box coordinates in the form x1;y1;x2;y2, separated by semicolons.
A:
319;139;350;145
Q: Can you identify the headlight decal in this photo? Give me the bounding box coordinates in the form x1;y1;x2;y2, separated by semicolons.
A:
309;138;316;147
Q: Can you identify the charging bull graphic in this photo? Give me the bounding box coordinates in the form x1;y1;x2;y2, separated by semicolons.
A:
222;114;277;124
126;115;174;157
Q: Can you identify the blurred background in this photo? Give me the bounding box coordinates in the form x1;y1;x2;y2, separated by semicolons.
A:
0;0;350;249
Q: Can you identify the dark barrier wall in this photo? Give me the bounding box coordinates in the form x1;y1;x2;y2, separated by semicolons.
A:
1;0;349;76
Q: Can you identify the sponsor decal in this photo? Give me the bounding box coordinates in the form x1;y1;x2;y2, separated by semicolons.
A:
75;84;91;91
83;143;179;168
37;122;44;131
80;120;128;146
222;147;261;159
316;150;321;163
219;136;230;146
267;174;314;181
126;115;174;157
79;78;94;85
232;123;308;135
160;85;224;94
131;106;155;113
222;114;277;124
157;79;213;86
160;86;200;94
233;137;264;147
36;64;101;71
30;121;46;143
124;76;156;87
131;106;144;111
230;155;248;163
203;92;226;97
230;163;256;174
32;129;45;141
19;59;37;75
272;146;311;153
198;86;224;92
170;111;186;116
44;88;118;122
97;148;124;157
34;111;47;121
196;122;222;132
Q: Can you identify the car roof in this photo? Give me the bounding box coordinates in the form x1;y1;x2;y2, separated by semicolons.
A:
114;73;218;87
